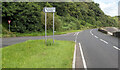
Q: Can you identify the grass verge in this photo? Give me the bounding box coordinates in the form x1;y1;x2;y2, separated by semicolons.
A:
2;29;81;38
2;39;75;68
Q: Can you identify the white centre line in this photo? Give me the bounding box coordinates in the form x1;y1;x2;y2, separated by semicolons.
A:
90;30;93;35
90;29;120;51
100;39;108;44
79;43;87;70
90;29;95;36
113;46;120;50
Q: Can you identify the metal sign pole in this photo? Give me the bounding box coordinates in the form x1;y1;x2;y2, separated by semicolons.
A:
45;13;47;43
44;7;56;44
53;13;54;43
9;24;10;32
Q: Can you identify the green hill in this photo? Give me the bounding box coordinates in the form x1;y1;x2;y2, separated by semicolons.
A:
2;2;117;35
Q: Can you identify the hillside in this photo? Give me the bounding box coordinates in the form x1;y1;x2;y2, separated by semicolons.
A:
2;2;117;34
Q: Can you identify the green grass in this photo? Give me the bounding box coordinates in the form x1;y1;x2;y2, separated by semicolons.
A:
2;39;75;68
55;30;81;35
2;29;81;38
0;49;1;69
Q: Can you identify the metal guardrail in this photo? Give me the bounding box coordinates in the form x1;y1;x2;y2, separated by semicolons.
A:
113;31;120;38
98;28;120;38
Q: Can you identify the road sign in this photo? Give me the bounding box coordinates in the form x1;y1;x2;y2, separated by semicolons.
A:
8;20;11;32
43;7;56;13
8;20;11;24
43;7;56;44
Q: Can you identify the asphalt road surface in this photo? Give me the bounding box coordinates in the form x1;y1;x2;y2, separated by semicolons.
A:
2;29;119;69
77;29;119;69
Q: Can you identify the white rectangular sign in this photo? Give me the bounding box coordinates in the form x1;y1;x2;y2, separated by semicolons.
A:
43;7;56;13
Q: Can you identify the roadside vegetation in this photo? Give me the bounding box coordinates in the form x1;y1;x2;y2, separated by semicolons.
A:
113;16;120;29
2;20;84;37
2;39;75;68
2;2;117;37
2;25;82;37
0;24;2;37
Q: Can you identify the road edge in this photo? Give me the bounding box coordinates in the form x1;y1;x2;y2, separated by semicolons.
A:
79;43;87;70
72;44;76;69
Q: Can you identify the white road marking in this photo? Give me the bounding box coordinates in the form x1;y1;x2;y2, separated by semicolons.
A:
91;29;109;44
113;46;120;51
108;32;113;35
74;33;77;36
74;32;79;36
100;39;108;44
90;29;94;36
91;29;120;51
73;32;80;68
76;32;79;36
94;36;98;38
75;32;79;42
90;30;93;34
79;43;87;70
72;44;76;68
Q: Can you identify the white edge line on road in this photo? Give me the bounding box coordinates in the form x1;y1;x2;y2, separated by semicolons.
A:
79;43;87;70
72;44;76;68
113;46;120;51
94;36;98;38
73;32;79;69
100;39;108;44
108;31;113;35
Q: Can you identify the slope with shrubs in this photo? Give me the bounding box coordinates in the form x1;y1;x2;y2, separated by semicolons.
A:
2;2;117;37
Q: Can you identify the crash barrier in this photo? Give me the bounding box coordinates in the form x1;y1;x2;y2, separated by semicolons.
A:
113;31;120;38
98;28;108;34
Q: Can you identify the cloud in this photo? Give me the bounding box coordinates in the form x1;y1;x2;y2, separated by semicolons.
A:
94;0;119;17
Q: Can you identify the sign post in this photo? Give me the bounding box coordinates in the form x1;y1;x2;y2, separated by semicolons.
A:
8;20;11;32
45;12;47;43
43;7;56;43
53;13;54;43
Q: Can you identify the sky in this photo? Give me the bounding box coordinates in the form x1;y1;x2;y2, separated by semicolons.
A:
94;0;119;17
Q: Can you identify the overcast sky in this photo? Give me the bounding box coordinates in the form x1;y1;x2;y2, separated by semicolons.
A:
94;0;119;17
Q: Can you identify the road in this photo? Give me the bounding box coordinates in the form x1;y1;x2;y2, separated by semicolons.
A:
76;29;119;69
2;29;119;69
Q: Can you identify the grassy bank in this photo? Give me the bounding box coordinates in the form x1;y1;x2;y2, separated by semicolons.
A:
2;39;75;68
